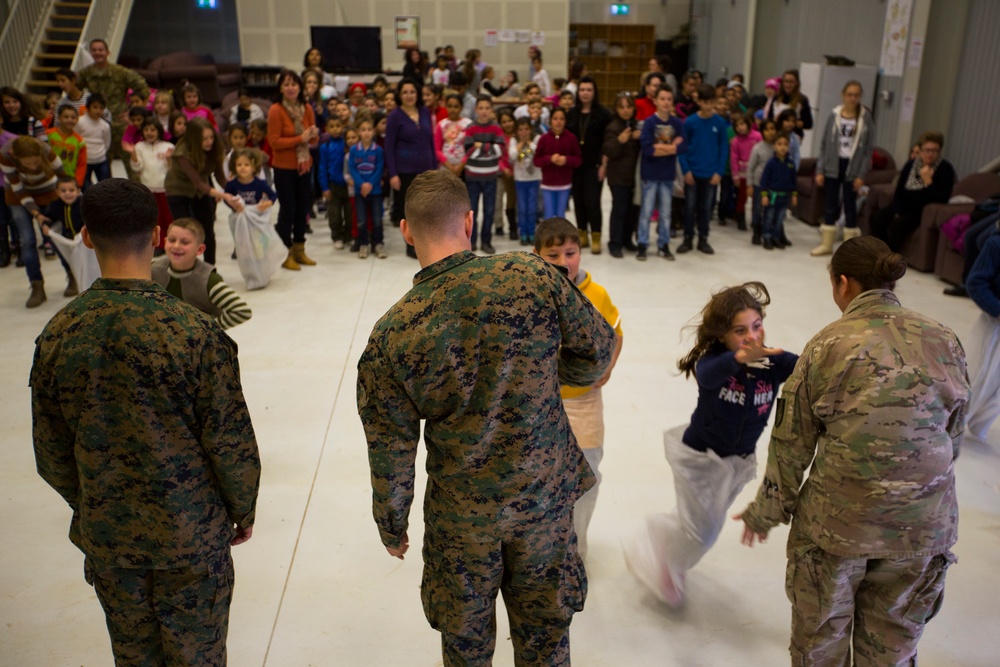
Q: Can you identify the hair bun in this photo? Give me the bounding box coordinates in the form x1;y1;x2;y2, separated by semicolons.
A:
875;253;907;282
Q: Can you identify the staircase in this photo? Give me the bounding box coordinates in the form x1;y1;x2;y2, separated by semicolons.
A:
26;1;92;95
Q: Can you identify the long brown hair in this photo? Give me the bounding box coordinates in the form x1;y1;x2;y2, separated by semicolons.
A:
677;282;771;378
179;117;224;173
780;69;802;110
8;136;56;179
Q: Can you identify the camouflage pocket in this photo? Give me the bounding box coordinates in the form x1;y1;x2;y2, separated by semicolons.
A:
902;550;956;625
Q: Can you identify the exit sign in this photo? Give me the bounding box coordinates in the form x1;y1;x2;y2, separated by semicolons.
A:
611;3;630;15
197;0;217;8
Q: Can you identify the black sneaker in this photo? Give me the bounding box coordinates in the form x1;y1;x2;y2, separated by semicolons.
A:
763;238;774;250
752;232;762;246
943;285;968;298
657;246;675;261
481;243;496;255
676;238;693;254
697;238;714;255
636;245;647;261
610;246;624;258
350;241;361;253
780;236;792;247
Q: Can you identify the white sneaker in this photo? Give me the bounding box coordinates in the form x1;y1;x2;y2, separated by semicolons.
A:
375;243;387;259
358;245;370;259
334;240;345;250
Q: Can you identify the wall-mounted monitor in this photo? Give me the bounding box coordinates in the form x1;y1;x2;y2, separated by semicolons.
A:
310;26;383;74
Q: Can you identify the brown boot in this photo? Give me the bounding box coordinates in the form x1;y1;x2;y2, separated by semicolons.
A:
63;273;79;297
282;249;301;271
26;280;46;308
590;232;602;254
292;242;316;266
578;229;590;248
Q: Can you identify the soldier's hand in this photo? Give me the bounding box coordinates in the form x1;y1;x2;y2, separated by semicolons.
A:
386;532;409;560
732;513;767;547
231;524;253;546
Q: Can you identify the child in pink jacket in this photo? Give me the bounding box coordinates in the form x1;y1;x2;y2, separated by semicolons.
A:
729;113;761;230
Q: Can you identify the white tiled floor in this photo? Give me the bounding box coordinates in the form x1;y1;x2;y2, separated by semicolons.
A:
2;193;998;666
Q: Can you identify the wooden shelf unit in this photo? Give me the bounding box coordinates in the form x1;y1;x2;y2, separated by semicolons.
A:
569;23;655;97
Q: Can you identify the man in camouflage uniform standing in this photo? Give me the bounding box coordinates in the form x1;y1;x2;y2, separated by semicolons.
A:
358;170;616;666
738;237;969;666
31;178;260;666
76;38;149;179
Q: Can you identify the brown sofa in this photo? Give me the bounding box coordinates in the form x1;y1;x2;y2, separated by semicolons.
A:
793;147;897;226
137;51;240;107
933;173;1000;284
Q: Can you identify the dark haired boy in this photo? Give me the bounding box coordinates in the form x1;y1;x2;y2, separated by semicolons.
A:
463;95;506;254
31;178;260;666
678;84;729;255
75;93;112;191
41;175;86;295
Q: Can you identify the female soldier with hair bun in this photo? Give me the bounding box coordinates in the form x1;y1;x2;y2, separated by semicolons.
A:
737;236;970;665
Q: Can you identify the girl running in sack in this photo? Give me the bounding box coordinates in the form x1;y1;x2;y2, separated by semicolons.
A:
624;282;797;606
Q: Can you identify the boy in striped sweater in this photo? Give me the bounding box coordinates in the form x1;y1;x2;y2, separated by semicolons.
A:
151;218;252;329
463;95;506;254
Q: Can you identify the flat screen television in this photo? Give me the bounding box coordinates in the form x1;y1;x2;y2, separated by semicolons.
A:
311;26;383;74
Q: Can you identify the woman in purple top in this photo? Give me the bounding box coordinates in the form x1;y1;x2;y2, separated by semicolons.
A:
385;78;436;256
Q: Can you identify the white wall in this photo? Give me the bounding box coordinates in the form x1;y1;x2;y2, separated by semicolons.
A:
237;0;569;85
569;0;689;42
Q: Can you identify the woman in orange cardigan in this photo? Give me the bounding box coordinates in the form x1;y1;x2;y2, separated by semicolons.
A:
268;69;320;270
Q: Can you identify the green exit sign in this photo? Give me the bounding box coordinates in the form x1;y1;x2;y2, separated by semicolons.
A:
611;3;630;15
197;0;217;8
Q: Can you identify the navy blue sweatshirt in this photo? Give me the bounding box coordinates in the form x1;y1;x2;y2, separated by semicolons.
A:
44;198;84;239
760;154;797;203
682;349;799;457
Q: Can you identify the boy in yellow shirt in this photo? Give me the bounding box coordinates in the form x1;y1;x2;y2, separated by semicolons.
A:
535;216;623;558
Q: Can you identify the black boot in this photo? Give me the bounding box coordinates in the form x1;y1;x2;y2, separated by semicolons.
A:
506;209;518;240
0;238;10;268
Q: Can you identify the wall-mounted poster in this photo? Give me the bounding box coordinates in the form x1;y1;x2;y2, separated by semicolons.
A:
395;16;419;50
879;0;912;76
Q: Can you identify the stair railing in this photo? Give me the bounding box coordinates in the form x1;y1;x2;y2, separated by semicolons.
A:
0;0;57;89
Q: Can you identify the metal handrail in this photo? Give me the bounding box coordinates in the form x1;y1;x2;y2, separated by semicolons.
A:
978;155;1000;174
0;0;57;89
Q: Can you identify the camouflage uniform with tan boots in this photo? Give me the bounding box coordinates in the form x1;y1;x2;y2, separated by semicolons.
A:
740;285;969;666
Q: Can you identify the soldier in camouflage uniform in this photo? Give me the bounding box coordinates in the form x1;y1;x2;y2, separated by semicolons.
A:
30;178;260;666
357;169;616;666
76;39;149;180
738;237;969;667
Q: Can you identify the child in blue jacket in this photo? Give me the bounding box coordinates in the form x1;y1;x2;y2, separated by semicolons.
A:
347;118;385;259
318;117;350;248
759;134;798;250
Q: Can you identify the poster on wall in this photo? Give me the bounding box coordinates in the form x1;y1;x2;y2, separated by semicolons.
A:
485;30;498;47
395;16;419;49
499;29;515;43
879;0;912;76
531;31;545;46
